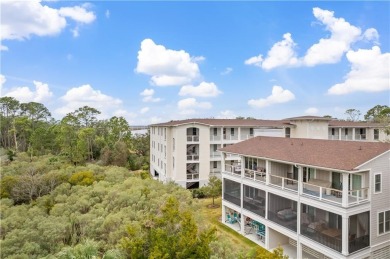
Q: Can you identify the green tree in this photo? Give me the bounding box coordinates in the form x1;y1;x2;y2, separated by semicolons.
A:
345;109;361;121
364;105;389;122
203;176;222;206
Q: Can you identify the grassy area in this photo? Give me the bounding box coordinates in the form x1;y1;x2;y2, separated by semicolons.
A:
198;197;260;253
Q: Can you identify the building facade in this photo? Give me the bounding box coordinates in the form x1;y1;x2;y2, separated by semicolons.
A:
220;137;390;259
149;116;389;189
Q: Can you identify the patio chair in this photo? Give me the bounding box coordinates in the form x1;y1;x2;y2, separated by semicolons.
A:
225;214;237;224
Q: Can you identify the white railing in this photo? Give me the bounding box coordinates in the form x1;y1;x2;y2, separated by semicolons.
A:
210;135;221;141
224;164;241;176
226;153;240;160
186;154;199;161
302;182;342;205
328;134;340;140
348;187;369;205
223;134;239;141
187;173;199;180
355;134;366;140
187;135;199;142
240;134;254;140
340;135;353;140
244;168;266;183
269;174;298;192
210;151;221;158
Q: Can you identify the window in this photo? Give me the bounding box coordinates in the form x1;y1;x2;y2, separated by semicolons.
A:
378;210;390;235
375;173;382;193
213;144;218;152
285;127;291;138
213;161;217;168
173;157;175;169
164;128;166;140
345;128;348;135
231;128;235;136
213;128;217;136
193;128;197;136
374;129;379;140
250;128;254;136
331;128;335;135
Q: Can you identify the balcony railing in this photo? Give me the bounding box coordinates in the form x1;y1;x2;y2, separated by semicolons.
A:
269;175;298;193
210;151;221;158
328;134;340;140
225;164;241;176
186;173;199;180
210;135;221;141
240;134;254;140
348;188;369;205
223;134;239;141
187;135;199;142
301;226;342;252
340;135;353;140
355;134;366;140
244;169;266;183
186;154;199;161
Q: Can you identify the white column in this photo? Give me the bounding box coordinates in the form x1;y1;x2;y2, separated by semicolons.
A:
339;128;342;140
298;165;303;195
266;160;270;185
342;172;349;207
265;226;270;249
352;128;356;140
342;215;349;255
222;205;226;223
221;153;226;173
238;127;241;140
241;156;245;177
240;180;244;235
297;241;303;259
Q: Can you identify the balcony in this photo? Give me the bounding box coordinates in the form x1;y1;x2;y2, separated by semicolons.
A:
186;172;199;180
210;135;221;141
355;134;366;140
223;178;241;206
223;134;239;141
244;168;266;183
240;134;254;140
187;135;199;142
224;164;241;176
268;193;297;232
186;154;199;161
210;151;221;158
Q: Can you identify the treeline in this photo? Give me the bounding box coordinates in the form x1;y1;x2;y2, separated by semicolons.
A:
0;159;283;259
0;97;149;169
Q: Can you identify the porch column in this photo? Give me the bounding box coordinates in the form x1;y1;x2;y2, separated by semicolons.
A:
298;165;303;195
265;160;270;186
352;128;356;140
265;226;270;249
297;241;303;259
221;127;224;144
342;215;349;255
222;205;226;223
240;180;244;235
342;172;349;207
241;155;245;177
221;153;226;173
238;127;241;140
339;128;342;140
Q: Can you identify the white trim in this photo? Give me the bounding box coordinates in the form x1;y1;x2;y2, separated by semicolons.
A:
356;150;390;169
377;209;390;236
374;172;382;194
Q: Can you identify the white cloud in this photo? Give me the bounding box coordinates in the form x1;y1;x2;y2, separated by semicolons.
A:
1;80;53;103
302;8;361;66
244;55;263;67
0;74;6;90
328;46;390;95
1;44;9;51
305;107;319;115
140;107;149;114
246;33;299;70
362;28;379;44
177;98;211;115
221;67;233;75
140;88;161;102
105;10;110;19
1;0;95;43
55;84;122;116
150;116;162;124
112;109;137;123
217;110;237;119
58;6;96;24
248;85;295;108
179;81;222;97
135;39;201;86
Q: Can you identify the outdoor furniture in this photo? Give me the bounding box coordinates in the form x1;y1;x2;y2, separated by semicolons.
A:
225;214;237;224
276;208;297;221
322;228;342;238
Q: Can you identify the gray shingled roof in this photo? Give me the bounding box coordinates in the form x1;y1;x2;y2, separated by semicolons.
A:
150;118;288;127
220;136;390;171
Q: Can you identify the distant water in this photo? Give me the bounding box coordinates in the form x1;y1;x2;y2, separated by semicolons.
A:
132;129;148;135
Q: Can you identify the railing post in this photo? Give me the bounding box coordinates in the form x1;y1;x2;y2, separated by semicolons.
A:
265;160;270;186
319;187;322;200
282;177;285;189
342;172;349;207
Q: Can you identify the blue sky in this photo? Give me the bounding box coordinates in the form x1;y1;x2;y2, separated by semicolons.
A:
1;1;389;125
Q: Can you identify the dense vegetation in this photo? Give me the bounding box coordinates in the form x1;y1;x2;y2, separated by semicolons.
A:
0;97;149;170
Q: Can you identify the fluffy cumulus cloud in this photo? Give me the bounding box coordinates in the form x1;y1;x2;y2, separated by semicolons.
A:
302;8;362;66
177;98;211;115
248;86;295;108
221;67;233;75
55;84;122;116
328;46;390;95
179;82;222;97
140;88;161;103
305;107;319;115
135;39;202;86
246;8;379;70
245;33;298;70
1;80;53;103
0;0;95;44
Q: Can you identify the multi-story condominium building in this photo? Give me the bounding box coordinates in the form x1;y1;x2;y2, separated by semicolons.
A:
149;116;389;189
220;137;390;259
